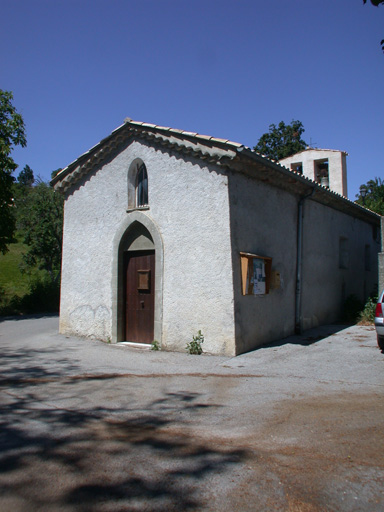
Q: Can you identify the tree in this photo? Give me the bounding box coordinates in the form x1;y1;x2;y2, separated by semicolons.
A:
13;165;35;232
364;0;384;52
253;120;307;162
18;180;64;283
0;90;26;253
17;164;34;187
356;177;384;215
51;168;62;180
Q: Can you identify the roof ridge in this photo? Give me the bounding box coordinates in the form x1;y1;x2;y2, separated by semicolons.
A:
124;118;245;150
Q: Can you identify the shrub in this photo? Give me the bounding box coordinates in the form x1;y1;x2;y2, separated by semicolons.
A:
186;330;204;355
358;296;377;325
20;277;60;313
0;276;60;316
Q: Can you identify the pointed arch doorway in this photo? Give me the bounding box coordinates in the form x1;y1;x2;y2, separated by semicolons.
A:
112;212;163;345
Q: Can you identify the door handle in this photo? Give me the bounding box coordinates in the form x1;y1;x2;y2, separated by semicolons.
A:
140;301;145;309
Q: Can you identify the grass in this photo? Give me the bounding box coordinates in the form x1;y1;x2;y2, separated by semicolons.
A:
0;242;40;300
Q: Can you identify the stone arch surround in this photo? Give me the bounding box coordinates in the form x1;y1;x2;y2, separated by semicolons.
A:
112;211;164;343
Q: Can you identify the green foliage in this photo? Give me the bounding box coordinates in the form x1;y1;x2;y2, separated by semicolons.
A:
341;294;378;325
254;120;307;162
0;171;64;315
0;170;16;253
17;180;64;283
186;330;204;355
12;165;35;231
0;239;56;316
17;164;34;187
364;1;384;52
51;168;62;180
151;340;160;351
355;177;384;215
0;274;60;316
0;240;39;298
358;296;377;325
0;90;26;254
18;277;60;314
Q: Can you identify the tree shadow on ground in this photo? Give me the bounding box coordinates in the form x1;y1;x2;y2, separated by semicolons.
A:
0;344;78;387
0;369;248;511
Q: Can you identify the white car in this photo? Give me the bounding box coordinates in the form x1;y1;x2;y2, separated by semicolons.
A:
374;290;384;351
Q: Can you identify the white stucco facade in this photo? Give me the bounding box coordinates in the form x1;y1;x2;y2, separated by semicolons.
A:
60;139;236;355
54;120;380;356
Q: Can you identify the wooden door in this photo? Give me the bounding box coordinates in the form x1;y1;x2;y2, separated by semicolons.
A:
125;250;155;343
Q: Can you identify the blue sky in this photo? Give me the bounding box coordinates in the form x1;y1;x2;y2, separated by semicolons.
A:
2;0;383;200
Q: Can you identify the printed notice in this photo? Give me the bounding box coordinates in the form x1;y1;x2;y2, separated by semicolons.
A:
250;258;266;295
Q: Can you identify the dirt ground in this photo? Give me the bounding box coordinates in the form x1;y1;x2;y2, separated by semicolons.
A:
0;317;383;511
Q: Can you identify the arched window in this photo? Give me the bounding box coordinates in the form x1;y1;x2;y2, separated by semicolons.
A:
136;163;148;207
127;159;149;210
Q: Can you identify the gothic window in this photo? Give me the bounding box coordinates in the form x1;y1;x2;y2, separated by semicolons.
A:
136;163;148;207
128;159;149;210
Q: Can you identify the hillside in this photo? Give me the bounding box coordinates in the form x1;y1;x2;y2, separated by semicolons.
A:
0;241;59;316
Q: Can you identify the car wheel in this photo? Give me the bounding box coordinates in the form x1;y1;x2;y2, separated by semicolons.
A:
378;335;384;352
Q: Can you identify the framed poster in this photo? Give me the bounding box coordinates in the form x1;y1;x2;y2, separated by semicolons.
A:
240;252;272;296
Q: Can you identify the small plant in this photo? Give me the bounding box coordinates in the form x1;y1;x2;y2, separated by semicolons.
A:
186;330;204;355
358;296;377;325
151;340;160;351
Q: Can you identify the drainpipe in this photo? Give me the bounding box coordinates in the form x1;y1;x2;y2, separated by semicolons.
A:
295;188;316;334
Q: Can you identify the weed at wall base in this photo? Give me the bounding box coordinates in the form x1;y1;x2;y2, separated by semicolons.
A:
358;296;377;325
186;330;204;355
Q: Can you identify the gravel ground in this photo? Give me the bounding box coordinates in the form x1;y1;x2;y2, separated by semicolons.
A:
0;316;383;511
